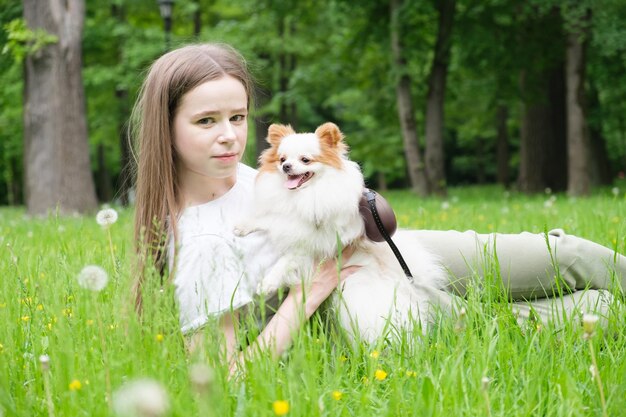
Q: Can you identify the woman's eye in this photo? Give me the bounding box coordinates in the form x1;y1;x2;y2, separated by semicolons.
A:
197;117;214;125
301;157;310;164
231;114;246;122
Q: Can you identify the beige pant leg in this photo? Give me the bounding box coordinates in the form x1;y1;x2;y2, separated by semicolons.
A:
512;289;613;327
395;229;626;298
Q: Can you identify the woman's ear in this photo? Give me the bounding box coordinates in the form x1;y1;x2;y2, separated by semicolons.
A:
267;124;295;147
315;122;344;148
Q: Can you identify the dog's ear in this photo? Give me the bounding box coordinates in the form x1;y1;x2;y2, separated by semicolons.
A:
267;124;295;146
315;122;344;148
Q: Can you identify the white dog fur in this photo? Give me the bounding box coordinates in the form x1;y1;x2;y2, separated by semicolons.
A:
234;122;447;342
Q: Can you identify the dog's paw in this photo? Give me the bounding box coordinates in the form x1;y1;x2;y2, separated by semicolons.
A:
256;279;279;295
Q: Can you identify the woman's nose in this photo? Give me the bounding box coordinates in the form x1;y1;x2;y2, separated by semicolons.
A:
217;122;236;143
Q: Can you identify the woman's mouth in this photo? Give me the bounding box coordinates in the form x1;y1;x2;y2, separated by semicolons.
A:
214;153;238;163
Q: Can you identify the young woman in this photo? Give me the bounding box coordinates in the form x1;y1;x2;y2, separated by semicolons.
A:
131;43;624;368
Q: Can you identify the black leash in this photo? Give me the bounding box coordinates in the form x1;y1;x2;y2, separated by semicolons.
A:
363;189;414;281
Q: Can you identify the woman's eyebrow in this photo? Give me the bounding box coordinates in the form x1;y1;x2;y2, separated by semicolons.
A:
191;108;248;118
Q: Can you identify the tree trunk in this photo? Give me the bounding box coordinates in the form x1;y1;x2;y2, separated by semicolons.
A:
565;18;591;196
518;64;567;193
495;104;510;187
518;71;547;193
23;0;97;215
424;0;455;196
390;0;428;196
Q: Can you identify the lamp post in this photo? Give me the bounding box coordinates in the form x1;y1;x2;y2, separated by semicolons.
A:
157;0;174;51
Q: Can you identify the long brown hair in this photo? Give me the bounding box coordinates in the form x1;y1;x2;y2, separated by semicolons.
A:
130;43;254;308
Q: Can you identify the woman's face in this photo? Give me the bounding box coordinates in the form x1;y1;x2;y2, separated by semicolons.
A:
173;75;248;184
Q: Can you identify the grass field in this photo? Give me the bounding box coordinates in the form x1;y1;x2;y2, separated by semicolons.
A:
1;185;625;417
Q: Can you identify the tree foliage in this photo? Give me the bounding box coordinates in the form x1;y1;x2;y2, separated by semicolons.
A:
1;0;625;205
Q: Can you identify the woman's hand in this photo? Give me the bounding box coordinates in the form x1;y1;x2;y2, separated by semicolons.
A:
304;244;360;306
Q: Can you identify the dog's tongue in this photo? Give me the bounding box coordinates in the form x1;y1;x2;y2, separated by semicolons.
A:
285;175;303;190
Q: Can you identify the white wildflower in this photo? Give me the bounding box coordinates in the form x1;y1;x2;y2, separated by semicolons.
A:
612;187;619;197
544;187;552;195
77;265;109;291
441;201;450;210
96;208;118;227
112;379;170;417
582;313;599;338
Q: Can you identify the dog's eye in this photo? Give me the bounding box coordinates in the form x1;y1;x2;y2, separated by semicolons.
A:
301;157;310;164
280;157;286;163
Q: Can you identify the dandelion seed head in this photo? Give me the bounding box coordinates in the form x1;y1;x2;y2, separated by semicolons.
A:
189;363;214;394
112;378;170;417
96;208;118;227
272;400;289;416
77;265;109;291
481;376;491;390
39;354;50;371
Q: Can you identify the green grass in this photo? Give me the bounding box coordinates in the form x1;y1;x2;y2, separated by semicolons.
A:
1;184;625;417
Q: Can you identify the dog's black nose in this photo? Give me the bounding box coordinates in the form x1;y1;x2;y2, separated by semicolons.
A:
282;163;292;173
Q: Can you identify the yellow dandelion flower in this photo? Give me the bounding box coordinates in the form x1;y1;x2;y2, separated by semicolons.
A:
0;343;4;352
21;316;30;322
369;350;380;359
69;379;82;391
40;272;45;279
331;390;343;401
374;369;387;381
36;304;43;311
62;308;72;318
272;400;289;416
405;370;417;378
156;334;164;342
109;324;117;330
86;320;94;326
47;322;53;330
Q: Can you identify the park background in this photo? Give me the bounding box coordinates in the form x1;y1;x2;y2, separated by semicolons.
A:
3;2;626;416
2;0;626;215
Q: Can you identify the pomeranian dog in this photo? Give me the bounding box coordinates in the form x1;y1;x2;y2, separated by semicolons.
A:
235;122;448;342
